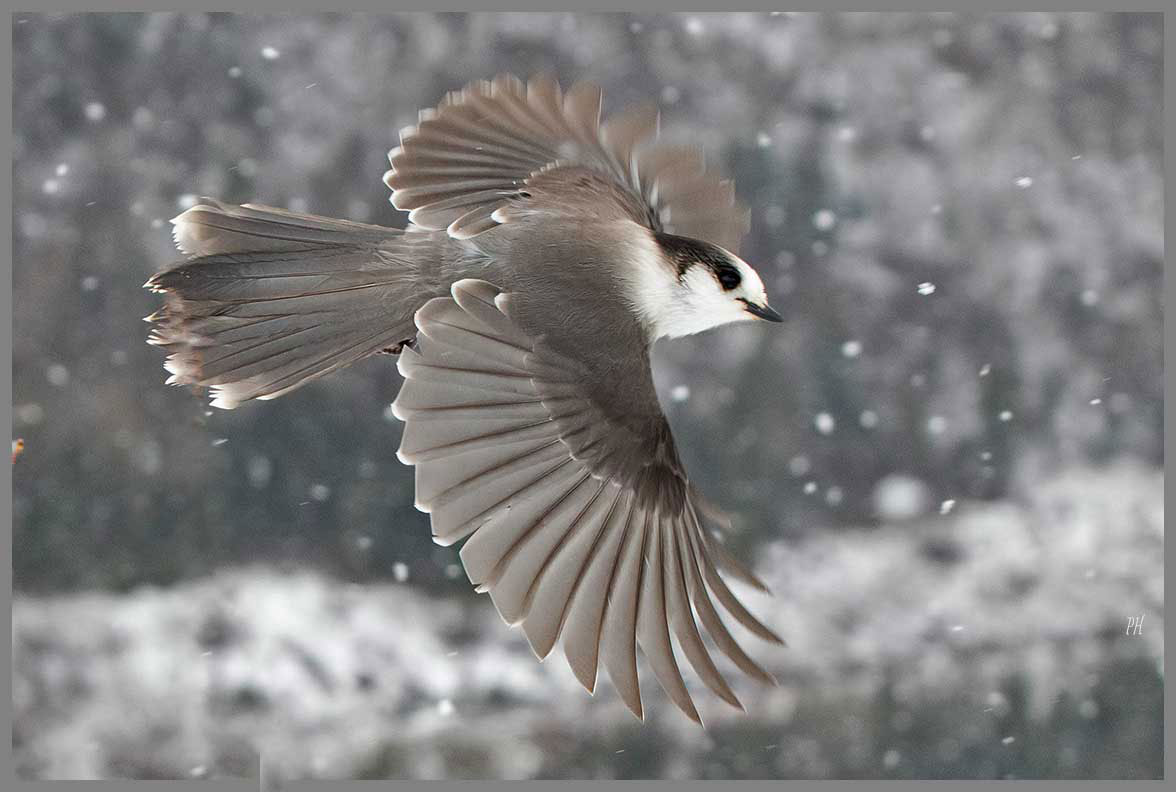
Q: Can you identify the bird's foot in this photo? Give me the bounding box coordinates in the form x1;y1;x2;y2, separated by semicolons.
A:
379;338;417;355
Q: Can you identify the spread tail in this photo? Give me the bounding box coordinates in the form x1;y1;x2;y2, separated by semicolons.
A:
145;198;427;408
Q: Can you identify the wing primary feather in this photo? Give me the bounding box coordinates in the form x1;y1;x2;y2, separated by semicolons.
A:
599;505;648;720
560;489;633;694
635;518;701;724
679;514;778;686
392;400;547;421
456;457;583;580
433;451;577;546
397;357;536;398
481;470;594;599
688;492;772;594
484;473;606;631
399;418;558;463
417;438;566;510
516;479;613;659
664;520;744;710
685;508;784;645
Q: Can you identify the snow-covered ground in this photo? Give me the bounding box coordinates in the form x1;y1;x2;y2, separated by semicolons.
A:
13;462;1163;780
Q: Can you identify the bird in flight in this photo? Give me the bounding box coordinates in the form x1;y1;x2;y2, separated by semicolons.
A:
146;74;785;723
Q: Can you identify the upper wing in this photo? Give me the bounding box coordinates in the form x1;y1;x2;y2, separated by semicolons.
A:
383;74;750;253
391;279;782;723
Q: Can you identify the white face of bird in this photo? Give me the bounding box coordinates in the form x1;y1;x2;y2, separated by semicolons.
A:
627;231;783;340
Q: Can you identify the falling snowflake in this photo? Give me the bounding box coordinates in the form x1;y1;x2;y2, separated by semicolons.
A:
812;209;837;231
46;364;69;387
247;456;272;488
16;404;43;424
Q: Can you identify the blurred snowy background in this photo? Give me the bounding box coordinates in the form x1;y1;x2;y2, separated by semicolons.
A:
11;11;1164;782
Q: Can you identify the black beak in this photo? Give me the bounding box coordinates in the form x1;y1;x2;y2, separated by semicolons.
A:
739;298;784;323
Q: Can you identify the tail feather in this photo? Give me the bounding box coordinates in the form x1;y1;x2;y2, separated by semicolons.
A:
171;198;397;256
146;199;424;409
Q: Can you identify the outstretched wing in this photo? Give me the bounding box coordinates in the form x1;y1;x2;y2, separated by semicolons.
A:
383;74;750;254
391;279;781;723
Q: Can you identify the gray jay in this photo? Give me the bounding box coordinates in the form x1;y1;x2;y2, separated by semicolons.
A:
147;74;785;723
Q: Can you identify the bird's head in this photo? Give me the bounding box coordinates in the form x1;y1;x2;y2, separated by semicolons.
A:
628;231;782;340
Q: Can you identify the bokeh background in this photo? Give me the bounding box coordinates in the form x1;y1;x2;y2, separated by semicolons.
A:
11;11;1164;782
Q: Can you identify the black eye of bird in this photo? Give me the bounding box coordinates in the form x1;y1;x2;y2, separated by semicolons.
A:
716;265;741;291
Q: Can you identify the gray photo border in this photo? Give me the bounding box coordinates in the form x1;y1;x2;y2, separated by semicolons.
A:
2;3;1169;791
